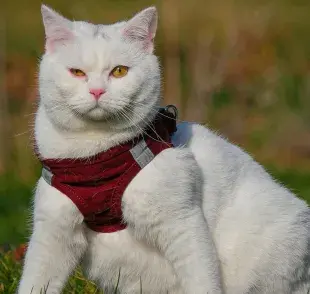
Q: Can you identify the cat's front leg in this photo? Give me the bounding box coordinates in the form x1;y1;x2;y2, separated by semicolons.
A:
18;178;87;294
122;148;224;294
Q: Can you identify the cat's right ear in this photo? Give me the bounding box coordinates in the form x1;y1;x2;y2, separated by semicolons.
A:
123;7;158;53
41;5;73;53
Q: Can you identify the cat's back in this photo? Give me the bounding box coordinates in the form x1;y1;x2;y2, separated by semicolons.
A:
172;122;308;217
172;122;252;199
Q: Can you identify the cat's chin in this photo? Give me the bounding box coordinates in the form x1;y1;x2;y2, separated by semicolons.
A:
81;107;112;122
74;106;125;124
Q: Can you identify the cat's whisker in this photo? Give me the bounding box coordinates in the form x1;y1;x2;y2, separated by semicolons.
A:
24;112;38;117
118;108;144;137
13;130;31;138
122;105;170;146
108;99;178;122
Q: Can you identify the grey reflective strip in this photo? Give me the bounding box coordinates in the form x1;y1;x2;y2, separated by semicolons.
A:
42;167;53;185
130;139;154;168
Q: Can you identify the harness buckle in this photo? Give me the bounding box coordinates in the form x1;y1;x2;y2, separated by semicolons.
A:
164;105;178;120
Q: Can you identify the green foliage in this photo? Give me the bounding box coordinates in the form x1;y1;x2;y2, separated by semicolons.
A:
0;250;21;292
0;173;33;246
212;88;233;109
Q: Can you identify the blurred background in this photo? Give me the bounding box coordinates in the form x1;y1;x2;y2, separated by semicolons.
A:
1;0;310;246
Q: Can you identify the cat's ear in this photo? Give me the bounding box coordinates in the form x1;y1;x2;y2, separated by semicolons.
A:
123;7;158;53
41;5;73;53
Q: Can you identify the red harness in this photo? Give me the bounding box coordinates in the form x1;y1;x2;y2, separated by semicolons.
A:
38;108;177;233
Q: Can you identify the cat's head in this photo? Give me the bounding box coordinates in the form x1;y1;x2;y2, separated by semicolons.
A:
39;5;161;131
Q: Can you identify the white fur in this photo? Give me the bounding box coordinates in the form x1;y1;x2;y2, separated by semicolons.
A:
18;5;310;294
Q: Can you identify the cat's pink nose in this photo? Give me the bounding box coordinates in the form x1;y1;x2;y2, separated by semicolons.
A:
89;88;105;100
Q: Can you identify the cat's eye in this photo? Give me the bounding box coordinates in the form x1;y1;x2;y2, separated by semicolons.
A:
69;68;86;77
111;66;129;78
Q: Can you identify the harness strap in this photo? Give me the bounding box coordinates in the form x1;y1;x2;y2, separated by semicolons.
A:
42;166;53;185
129;138;155;168
41;138;155;186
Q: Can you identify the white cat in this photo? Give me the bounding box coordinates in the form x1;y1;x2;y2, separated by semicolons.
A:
18;5;310;294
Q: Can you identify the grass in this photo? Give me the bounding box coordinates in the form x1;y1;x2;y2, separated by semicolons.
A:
0;247;103;293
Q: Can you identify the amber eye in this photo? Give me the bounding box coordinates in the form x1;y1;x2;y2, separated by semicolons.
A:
111;66;129;78
69;68;86;77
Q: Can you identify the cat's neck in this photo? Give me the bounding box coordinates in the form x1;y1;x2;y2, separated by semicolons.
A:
35;106;146;159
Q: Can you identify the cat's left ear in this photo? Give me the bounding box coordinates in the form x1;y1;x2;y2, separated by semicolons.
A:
41;5;73;53
123;7;158;53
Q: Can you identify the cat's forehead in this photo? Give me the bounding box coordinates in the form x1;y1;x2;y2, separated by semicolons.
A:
56;20;142;70
73;21;126;39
